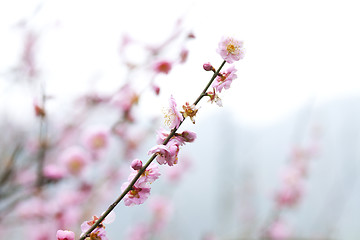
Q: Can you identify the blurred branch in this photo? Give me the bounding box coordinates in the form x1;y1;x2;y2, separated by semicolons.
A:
0;144;22;186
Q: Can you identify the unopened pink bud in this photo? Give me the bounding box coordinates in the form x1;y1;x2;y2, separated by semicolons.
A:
188;32;195;39
131;159;143;170
152;84;160;95
203;62;214;71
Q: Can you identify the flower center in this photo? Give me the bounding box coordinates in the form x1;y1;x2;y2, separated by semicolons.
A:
226;41;239;55
163;108;175;127
129;187;141;198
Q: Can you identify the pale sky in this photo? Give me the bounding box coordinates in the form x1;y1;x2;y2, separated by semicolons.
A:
1;0;360;127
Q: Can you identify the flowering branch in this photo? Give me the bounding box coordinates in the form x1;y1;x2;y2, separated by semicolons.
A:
65;36;244;240
78;60;227;240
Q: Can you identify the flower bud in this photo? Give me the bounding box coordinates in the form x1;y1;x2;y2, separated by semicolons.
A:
34;101;46;118
181;130;197;143
131;159;143;170
152;84;160;95
203;62;214;72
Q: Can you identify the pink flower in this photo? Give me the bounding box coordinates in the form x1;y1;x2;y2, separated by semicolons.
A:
212;65;237;93
156;128;170;144
148;142;179;166
138;162;161;183
83;126;109;152
217;36;244;63
127;161;160;186
163;95;183;129
153;60;172;74
267;220;291;240
60;146;90;175
56;230;75;240
80;214;114;240
121;181;151;206
148;145;170;165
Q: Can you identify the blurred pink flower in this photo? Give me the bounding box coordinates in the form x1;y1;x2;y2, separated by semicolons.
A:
17;197;48;219
43;164;66;181
126;223;150;240
166;156;191;182
121;181;151;206
163;95;183;129
275;182;303;207
217;36;244;63
275;165;304;207
149;196;173;232
56;230;75;240
111;84;139;114
267;220;291;240
212;65;237;93
153;60;172;74
83;126;109;152
60;146;90;175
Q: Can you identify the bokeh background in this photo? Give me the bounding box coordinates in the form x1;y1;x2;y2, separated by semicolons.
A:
1;0;360;239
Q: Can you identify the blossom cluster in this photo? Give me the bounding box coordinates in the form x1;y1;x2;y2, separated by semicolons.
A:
121;95;197;206
204;37;244;106
118;35;244;218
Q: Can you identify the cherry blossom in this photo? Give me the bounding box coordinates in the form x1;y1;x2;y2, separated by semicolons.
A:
121;181;151;206
163;95;183;129
212;65;237;93
217;36;244;63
